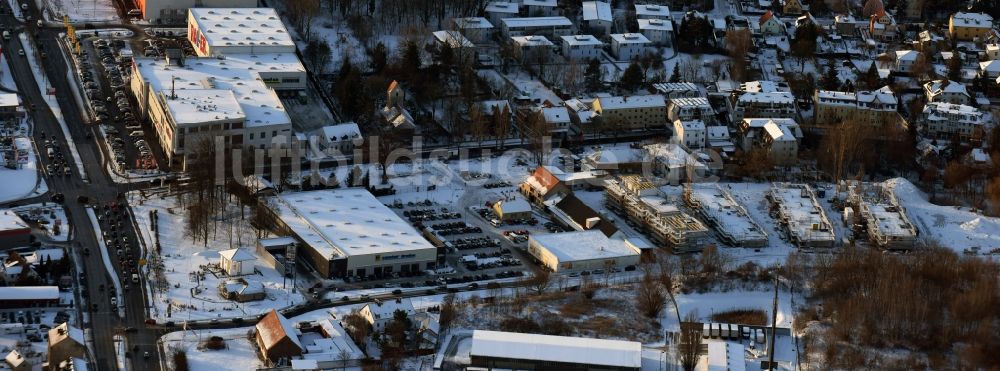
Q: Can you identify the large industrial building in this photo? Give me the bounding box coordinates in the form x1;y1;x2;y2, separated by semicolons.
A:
469;330;642;370
266;188;437;279
134;0;258;24
130;8;306;169
187;8;296;57
527;230;641;273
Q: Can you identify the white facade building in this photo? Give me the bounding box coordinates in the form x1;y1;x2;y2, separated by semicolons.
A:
453;17;495;43
673;119;706;149
637;18;673;45
635;4;670;20
667;97;715;124
921;102;989;142
219;248;256;276
609;33;652;61
501;17;573;38
922;80;971;105
484;2;519;27
187;8;295;57
560;35;603;60
582;1;613;34
360;298;416;332
527;230;641;272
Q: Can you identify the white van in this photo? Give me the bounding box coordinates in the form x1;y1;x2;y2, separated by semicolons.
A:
131;274;138;283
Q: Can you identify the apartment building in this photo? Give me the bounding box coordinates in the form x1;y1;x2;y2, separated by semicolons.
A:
813;87;905;131
921;102;989;142
949;12;994;41
560;35;603;60
592;95;667;130
729;81;796;122
610;33;653;61
667;97;715;124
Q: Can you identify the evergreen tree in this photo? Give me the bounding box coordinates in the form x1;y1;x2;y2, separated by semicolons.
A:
947;52;963;82
619;62;645;92
372;42;388;74
585;59;604;92
402;41;422;76
820;59;840;90
863;61;881;89
669;63;681;82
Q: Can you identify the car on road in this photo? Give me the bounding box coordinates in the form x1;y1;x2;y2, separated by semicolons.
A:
50;193;65;203
17;49;24;57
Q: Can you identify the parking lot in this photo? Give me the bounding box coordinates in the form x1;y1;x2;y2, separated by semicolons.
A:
72;34;169;174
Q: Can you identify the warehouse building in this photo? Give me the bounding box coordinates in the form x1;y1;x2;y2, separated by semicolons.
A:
470;330;642;370
187;8;295;57
0;210;31;250
267;188;437;279
133;0;258;24
527;230;640;272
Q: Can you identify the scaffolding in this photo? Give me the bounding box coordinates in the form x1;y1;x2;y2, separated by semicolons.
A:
605;176;710;252
847;182;918;249
684;184;768;247
766;183;836;248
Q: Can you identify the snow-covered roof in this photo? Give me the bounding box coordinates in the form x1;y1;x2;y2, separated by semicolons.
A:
4;350;25;367
740;80;790;93
524;0;557;6
470;330;642;368
163;89;245;126
596;95;665;110
48;323;85;346
432;30;474;48
511;35;554;47
316;122;361;142
742;118;797;129
134;53;302;128
454;17;494;30
189;8;293;51
816;90;857;102
980;59;1000;72
764;121;796;142
582;1;612;22
894;50;919;61
256;309;302;350
923;80;970;98
0;286;59;300
258;236;297;247
561;34;603;46
530;230;639;262
638;18;673;31
669;97;711;108
856;87;896;104
0;210;28;232
270;188;437;259
737;91;795;104
300;319;365;363
677;119;706;131
923;102;987;123
609;33;651;44
539;106;571;123
219;247;256;262
363;298;415;322
951;12;993;29
0;93;18;107
635;4;670;17
502;17;573;28
484;1;518;14
495;198;532;214
644;143;705;169
707;126;729;140
653;82;700;95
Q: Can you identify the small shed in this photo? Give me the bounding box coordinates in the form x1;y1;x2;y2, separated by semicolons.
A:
4;349;29;371
219;248;256;276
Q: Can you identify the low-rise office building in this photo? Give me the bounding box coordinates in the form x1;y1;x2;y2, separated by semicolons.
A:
528;230;641;272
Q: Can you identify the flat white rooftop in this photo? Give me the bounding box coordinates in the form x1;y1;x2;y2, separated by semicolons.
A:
561;34;603;46
271;188;437;259
638;18;673;31
610;33;651;44
471;330;642;368
597;95;666;109
530;230;639;262
582;1;613;22
0;93;18;107
512;35;553;47
0;210;28;232
454;17;494;29
484;2;518;13
635;4;670;17
189;8;294;50
163;89;245;126
502;17;573;28
134;53;303;127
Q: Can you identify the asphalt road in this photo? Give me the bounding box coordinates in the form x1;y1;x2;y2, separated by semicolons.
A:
1;2;162;370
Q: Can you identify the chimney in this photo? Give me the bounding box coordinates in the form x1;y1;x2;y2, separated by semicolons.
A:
585;217;601;229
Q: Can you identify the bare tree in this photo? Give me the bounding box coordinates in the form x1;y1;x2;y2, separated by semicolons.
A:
678;311;703;371
725;29;753;82
342;310;372;351
524;269;552;295
635;273;666;318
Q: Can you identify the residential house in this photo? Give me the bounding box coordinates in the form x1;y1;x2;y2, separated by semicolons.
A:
432;30;476;63
635;4;670;20
523;0;558;16
706;125;736;156
583;145;647;173
296;319;365;369
923;80;971;105
560;35;603;61
643;143;709;185
537;106;573;135
949;12;994;41
760;121;799;165
729;81;796;122
360;298;416;332
813;87;904;131
4;350;29;371
511;35;555;62
673;119;707;149
501;17;573;38
582;1;613;35
667;97;715;124
782;0;803;15
610;33;653;61
519;165;573;204
834;14;859;36
653;82;701;99
453;17;494;43
219;247;256;276
979;60;1000;78
638;18;673;46
894;50;921;73
986;44;1000;60
484;2;519;27
921;102;989;142
868;10;898;40
255;309;303;365
218;278;266;302
311;122;361;156
0;252;34;284
592;95;667;130
47;324;85;367
758;11;785;36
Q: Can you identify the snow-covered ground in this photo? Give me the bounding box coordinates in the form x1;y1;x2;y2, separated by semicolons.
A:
18;33;87;183
11;203;70;242
130;191;306;322
888;178;1000;252
161;328;265;371
35;0;119;22
0;54;16;91
0;136;43;203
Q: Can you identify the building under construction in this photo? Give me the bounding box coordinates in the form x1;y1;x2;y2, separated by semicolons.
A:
684;184;768;247
605;175;710;252
846;183;919;249
766;183;836;248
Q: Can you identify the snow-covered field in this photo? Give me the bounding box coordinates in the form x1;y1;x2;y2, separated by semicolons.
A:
130;192;306;322
36;0;118;22
0;136;43;204
161;328;264;371
888;178;1000;252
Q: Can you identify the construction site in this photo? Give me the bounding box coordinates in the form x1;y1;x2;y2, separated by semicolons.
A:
684;184;768;247
846;183;919;250
765;183;836;248
604;175;711;252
